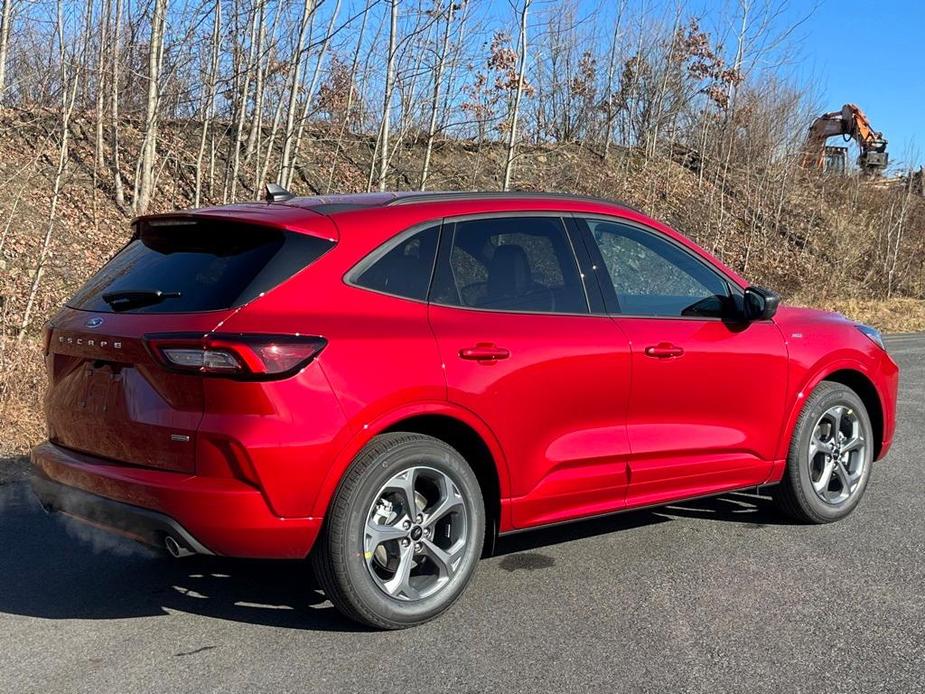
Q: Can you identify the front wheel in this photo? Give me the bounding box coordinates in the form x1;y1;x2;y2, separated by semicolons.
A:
772;381;874;523
312;433;485;629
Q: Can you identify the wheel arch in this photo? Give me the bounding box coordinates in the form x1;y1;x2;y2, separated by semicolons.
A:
823;368;885;460
383;414;504;552
312;403;511;540
777;363;886;466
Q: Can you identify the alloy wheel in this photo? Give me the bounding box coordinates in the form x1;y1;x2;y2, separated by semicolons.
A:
807;405;868;505
364;466;469;601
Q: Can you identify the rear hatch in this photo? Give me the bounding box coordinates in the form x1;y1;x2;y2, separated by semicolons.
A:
45;213;334;473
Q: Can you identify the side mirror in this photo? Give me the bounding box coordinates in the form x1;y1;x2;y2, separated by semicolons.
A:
743;286;780;321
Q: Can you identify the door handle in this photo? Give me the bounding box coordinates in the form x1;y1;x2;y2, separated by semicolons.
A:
459;343;511;361
644;342;684;359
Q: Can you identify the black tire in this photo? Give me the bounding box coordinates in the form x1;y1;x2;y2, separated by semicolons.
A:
312;432;485;629
772;381;874;523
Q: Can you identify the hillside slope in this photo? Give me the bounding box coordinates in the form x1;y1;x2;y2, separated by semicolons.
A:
1;109;924;456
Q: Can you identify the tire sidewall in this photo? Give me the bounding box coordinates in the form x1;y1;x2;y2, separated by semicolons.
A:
790;384;874;522
339;439;484;626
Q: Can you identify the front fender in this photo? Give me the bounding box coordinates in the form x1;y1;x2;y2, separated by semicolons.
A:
769;354;886;482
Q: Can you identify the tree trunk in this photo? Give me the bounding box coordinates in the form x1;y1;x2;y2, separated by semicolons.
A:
278;0;315;187
134;0;167;215
419;1;454;190
110;0;124;210
19;0;80;339
324;0;371;193
194;0;220;208
285;0;340;189
229;2;258;201
94;0;109;171
0;0;13;104
502;0;530;192
602;0;625;160
244;0;266;165
377;0;398;192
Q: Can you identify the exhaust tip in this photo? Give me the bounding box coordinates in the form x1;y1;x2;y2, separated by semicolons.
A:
164;534;193;558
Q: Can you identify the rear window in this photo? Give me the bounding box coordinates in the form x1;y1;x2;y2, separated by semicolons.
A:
67;219;334;313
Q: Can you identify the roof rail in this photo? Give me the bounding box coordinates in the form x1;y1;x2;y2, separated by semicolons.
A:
385;190;643;214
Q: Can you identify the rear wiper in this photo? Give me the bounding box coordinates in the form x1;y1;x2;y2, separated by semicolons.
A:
102;289;182;311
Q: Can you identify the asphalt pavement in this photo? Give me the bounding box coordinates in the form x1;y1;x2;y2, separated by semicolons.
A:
1;334;923;693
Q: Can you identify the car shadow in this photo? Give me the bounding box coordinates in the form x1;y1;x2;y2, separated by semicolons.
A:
493;489;794;556
0;482;793;631
0;483;362;632
654;489;800;527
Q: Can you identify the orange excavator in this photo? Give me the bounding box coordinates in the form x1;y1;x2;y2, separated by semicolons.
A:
801;103;888;175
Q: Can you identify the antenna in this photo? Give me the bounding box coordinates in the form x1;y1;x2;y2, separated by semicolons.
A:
264;183;294;203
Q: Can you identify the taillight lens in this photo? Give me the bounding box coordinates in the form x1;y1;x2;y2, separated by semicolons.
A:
146;333;326;379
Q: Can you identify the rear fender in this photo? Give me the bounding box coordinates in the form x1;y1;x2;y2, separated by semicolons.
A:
311;402;511;526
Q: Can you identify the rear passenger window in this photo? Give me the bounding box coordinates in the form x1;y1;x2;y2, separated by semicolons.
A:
431;217;587;314
353;225;439;300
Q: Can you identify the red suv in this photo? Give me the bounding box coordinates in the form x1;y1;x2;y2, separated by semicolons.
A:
32;191;899;628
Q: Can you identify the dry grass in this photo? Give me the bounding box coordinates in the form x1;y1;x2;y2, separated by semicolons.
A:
801;297;925;334
0;338;45;459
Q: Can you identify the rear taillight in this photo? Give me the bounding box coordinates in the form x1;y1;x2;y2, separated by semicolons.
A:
145;333;326;379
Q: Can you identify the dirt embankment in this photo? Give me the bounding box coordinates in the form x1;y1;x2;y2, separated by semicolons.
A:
1;110;923;458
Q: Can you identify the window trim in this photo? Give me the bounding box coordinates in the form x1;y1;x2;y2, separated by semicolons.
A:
572;214;745;322
428;211;594;317
343;220;443;303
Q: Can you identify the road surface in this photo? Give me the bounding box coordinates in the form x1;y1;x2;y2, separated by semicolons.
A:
1;334;922;693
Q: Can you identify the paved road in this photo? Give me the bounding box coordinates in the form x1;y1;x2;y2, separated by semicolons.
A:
1;335;923;693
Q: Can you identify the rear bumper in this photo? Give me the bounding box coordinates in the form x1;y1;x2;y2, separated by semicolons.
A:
30;442;322;558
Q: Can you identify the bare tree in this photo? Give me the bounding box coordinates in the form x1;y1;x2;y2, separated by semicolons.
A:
109;0;125;210
134;0;168;214
419;1;459;190
278;0;316;187
0;0;12;104
502;0;531;191
18;0;81;339
377;0;399;192
285;0;342;188
194;0;220;207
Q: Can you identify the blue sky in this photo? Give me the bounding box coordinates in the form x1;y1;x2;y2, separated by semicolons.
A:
795;0;924;169
679;0;924;169
520;0;924;168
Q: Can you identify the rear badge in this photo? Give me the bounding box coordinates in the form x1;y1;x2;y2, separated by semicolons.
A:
85;317;104;328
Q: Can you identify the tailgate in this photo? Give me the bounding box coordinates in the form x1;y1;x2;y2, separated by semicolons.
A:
44;309;226;473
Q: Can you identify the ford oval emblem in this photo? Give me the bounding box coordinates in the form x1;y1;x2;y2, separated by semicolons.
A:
85;317;104;328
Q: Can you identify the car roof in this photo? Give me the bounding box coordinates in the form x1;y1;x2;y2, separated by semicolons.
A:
276;191;643;216
133;191;640;233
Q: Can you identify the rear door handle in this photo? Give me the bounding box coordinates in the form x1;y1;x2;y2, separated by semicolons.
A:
459;343;511;361
644;342;684;359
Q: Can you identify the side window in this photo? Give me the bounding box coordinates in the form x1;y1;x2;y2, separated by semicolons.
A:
584;219;731;318
431;216;587;314
353;225;439;300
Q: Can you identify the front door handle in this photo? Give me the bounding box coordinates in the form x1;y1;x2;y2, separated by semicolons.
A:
644;342;684;359
459;343;511;361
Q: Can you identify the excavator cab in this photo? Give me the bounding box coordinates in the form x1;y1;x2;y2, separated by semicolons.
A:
802;103;888;175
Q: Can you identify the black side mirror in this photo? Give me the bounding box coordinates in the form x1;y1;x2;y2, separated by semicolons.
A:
743;286;780;321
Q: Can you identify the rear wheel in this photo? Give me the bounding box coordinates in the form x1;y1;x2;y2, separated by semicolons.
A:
773;381;874;523
312;433;484;629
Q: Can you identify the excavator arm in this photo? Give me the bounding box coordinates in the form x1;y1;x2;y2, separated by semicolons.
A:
801;103;888;175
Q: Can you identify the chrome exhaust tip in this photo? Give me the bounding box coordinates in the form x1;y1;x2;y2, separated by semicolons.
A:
164;534;193;558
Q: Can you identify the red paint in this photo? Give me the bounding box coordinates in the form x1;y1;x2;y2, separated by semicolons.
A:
32;194;900;557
